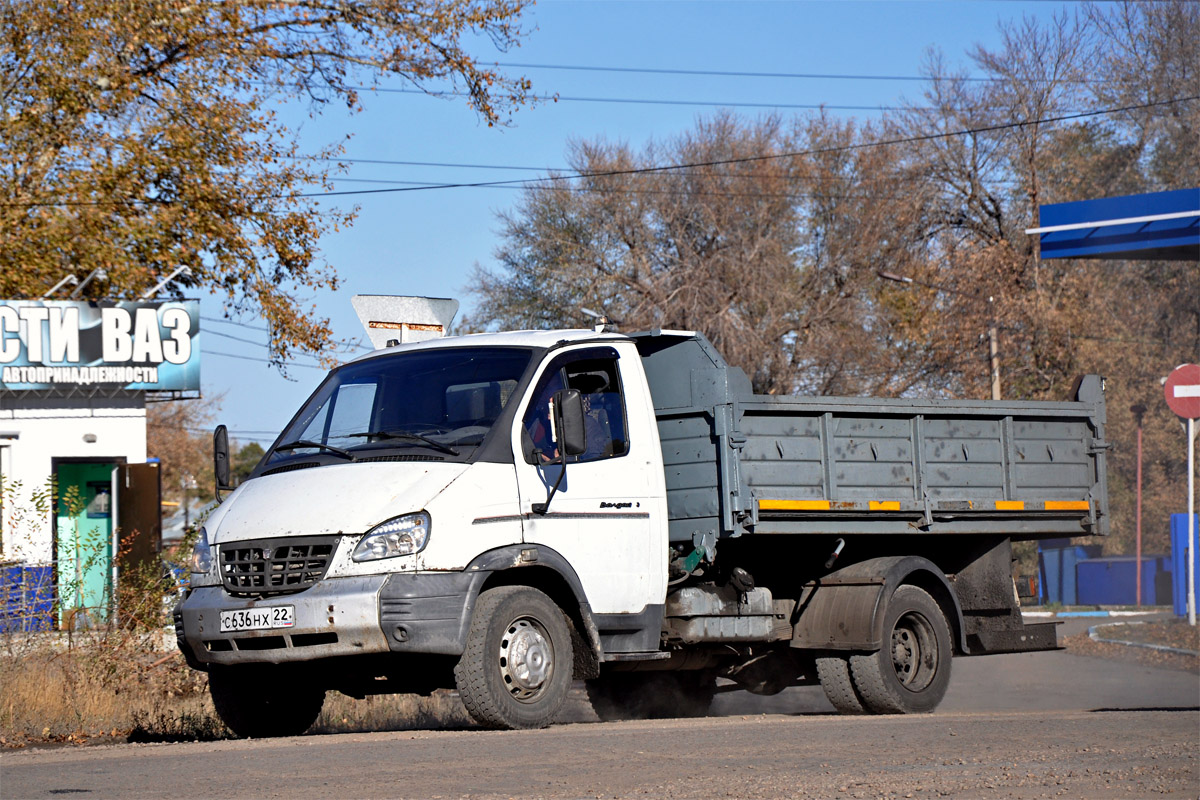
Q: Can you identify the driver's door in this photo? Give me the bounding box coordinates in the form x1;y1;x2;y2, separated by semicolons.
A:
511;345;662;616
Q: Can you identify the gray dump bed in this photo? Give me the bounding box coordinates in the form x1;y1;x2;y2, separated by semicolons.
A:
633;331;1108;544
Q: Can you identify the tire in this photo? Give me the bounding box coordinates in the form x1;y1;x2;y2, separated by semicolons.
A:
586;671;717;721
849;585;952;714
815;655;865;714
453;586;573;730
209;666;325;738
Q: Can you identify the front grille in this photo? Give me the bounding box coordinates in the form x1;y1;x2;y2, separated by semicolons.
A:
219;536;338;596
359;454;444;463
262;461;320;476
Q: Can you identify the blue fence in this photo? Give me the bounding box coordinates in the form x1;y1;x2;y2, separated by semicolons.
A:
0;562;55;633
1038;540;1102;605
1076;555;1171;606
1170;514;1200;617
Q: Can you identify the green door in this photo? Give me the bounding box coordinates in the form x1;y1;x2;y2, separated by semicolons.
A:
56;462;114;628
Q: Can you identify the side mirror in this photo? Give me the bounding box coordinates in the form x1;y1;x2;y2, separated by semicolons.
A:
213;424;232;499
553;388;587;458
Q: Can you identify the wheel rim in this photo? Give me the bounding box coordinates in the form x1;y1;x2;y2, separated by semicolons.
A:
890;610;938;692
499;616;554;703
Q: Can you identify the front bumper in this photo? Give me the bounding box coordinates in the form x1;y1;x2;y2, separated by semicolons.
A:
176;570;486;667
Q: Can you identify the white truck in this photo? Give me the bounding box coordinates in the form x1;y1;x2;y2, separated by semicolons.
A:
176;327;1108;736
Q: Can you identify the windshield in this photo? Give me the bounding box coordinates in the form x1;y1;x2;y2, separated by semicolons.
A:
266;346;534;465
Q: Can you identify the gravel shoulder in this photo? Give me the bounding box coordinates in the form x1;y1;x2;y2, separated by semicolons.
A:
2;709;1196;799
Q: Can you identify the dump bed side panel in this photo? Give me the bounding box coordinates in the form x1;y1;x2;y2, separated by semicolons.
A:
742;395;1106;537
632;332;1108;544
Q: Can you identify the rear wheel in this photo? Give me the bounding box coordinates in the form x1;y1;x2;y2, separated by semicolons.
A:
209;665;325;738
586;670;717;721
453;586;573;730
815;655;865;714
849;585;952;714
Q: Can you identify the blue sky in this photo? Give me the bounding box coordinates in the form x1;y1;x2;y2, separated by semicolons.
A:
198;0;1076;446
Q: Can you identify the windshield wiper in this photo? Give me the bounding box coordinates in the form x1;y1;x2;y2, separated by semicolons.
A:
273;439;356;460
347;430;460;456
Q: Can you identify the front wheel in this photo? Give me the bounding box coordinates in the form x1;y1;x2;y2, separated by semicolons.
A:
849;585;952;714
453;586;573;730
209;665;325;738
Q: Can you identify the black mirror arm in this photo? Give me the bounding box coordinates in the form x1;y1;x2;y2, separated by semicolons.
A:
531;457;566;515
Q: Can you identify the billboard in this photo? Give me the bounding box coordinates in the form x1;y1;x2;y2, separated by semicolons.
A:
0;300;200;392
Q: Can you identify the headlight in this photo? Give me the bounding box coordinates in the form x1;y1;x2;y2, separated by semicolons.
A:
189;528;213;574
352;512;431;562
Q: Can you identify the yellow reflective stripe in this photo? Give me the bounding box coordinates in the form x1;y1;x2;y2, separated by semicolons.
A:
995;501;1025;511
759;499;830;511
869;501;901;511
1044;500;1089;511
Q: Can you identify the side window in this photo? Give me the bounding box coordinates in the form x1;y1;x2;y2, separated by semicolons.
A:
564;360;627;462
520;353;629;465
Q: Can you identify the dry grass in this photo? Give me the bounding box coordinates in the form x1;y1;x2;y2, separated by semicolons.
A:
0;633;219;747
0;635;482;748
0;508;483;748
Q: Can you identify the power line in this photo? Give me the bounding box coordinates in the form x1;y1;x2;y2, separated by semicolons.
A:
147;421;281;436
309;157;562;172
203;348;328;370
202;314;370;352
353;84;908;112
289;95;1199;201
204;326;363;360
7;95;1196;209
308;155;1021;190
205;327;274;349
327;176;1021;202
205;328;330;362
492;61;1021;84
201;314;268;332
299;155;1029;186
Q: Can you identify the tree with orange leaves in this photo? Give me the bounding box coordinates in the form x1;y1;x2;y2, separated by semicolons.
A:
0;0;535;367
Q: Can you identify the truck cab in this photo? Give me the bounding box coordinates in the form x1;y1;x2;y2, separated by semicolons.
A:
179;330;670;734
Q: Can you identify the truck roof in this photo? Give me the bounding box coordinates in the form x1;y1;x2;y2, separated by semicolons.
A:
348;327;636;363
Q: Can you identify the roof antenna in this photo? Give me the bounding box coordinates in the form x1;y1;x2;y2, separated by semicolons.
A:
580;307;621;333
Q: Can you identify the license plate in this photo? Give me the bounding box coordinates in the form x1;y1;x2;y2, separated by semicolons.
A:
219;606;295;633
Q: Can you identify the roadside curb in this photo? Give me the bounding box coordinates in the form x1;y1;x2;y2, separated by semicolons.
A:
1086;622;1200;657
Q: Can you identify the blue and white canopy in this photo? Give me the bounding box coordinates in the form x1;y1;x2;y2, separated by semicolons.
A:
1027;187;1198;261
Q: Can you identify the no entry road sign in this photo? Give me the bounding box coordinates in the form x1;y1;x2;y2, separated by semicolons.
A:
1165;364;1200;420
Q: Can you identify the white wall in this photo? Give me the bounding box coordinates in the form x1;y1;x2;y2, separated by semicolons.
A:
0;394;146;563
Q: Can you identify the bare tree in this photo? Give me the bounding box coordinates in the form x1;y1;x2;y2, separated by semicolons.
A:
471;112;958;397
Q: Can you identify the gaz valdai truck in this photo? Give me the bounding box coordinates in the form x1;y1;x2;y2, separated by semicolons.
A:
177;327;1108;736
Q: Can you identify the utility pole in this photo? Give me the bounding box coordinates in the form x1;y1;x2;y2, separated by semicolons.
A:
1131;404;1146;606
878;271;1000;400
988;325;1001;401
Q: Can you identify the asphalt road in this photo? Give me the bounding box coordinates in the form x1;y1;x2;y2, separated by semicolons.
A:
3;644;1197;799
